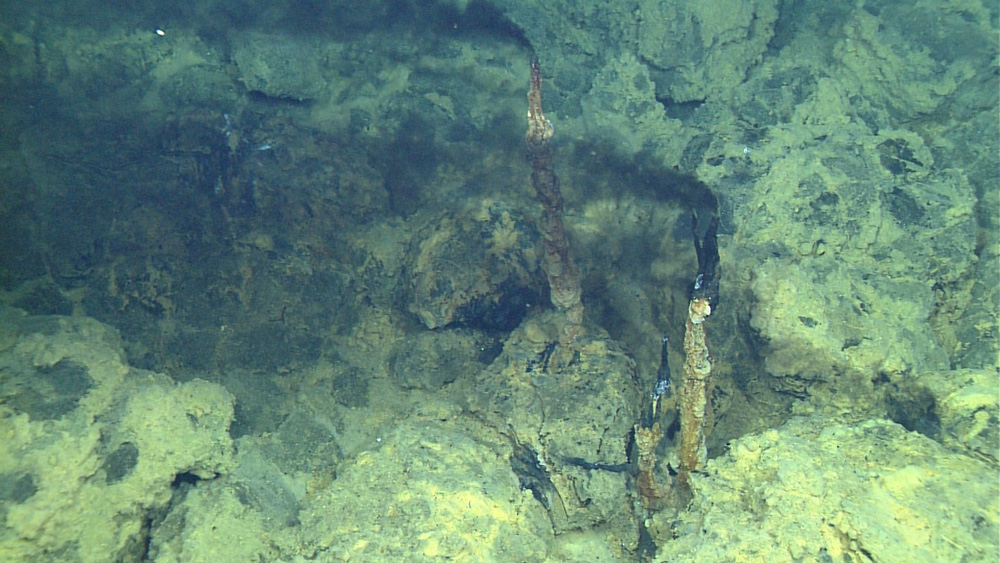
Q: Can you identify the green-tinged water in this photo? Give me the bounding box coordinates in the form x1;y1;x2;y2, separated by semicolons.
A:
0;1;996;561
